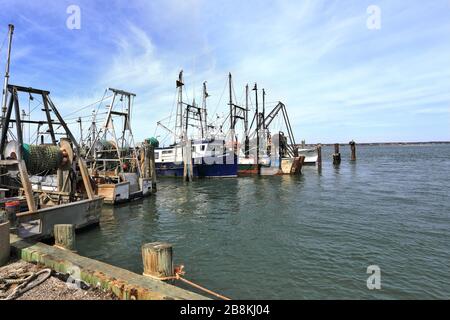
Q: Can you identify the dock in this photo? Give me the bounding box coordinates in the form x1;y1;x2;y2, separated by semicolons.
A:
8;234;208;300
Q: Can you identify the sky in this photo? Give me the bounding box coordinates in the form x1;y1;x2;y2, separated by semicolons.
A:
0;0;449;144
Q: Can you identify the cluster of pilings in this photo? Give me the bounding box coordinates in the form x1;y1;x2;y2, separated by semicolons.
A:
315;141;357;170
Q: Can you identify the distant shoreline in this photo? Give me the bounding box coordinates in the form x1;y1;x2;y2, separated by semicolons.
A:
299;141;450;147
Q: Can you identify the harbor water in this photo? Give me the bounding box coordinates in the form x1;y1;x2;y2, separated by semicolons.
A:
77;145;450;299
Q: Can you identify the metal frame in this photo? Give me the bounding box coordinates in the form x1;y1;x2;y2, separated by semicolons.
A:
0;85;95;212
264;102;298;157
88;88;141;178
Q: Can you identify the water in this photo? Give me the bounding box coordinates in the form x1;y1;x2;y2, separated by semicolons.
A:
77;145;450;299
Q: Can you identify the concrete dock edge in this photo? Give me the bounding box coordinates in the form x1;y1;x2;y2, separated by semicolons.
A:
9;234;208;300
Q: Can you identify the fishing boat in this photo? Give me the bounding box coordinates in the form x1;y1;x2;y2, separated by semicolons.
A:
84;88;152;204
155;139;237;178
297;148;318;165
237;156;259;175
0;24;103;240
154;71;237;178
235;81;304;176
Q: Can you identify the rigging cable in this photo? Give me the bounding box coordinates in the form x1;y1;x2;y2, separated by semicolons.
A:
0;29;8;55
210;79;228;123
62;92;112;118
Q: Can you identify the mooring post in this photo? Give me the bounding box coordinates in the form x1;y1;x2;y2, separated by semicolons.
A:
142;242;174;280
349;140;356;161
0;220;10;266
5;200;19;227
316;144;322;168
149;145;157;192
183;140;193;182
54;224;76;252
333;143;341;165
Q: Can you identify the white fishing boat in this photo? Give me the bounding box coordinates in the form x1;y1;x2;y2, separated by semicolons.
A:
154;71;237;178
85;88;152;204
297;148;318;165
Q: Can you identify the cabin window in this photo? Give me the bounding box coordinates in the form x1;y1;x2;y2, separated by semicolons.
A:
162;150;173;155
155;152;159;159
192;146;196;152
201;145;206;151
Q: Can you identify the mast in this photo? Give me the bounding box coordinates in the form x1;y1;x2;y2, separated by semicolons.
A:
228;73;234;151
244;84;249;158
262;89;266;130
89;109;96;156
262;88;267;156
202;81;208;139
77;117;83;148
1;24;14;127
253;83;260;173
175;70;184;143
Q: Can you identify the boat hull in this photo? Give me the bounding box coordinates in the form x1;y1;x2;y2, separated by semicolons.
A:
97;181;130;204
237;157;258;175
238;164;259;176
156;155;238;178
156;162;199;177
297;148;318;165
280;156;305;175
14;196;104;240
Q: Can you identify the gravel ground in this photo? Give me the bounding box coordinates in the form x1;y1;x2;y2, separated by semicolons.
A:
0;260;117;300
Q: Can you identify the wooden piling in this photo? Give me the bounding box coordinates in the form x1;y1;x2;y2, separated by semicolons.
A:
333;143;341;165
183;140;193;182
142;242;174;280
54;224;76;252
349;140;356;161
149;145;157;192
0;221;10;266
316;144;322;168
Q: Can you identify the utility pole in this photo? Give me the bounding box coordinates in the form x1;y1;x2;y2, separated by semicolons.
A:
1;24;14;129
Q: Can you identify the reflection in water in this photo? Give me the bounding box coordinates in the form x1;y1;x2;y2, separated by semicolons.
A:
77;145;450;299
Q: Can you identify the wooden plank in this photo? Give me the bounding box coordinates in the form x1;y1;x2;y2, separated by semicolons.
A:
17;160;36;213
78;158;94;200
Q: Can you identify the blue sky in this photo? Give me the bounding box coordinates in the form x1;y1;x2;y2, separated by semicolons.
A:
0;0;449;143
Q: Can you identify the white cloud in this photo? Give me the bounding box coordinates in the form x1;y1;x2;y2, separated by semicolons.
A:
7;0;449;143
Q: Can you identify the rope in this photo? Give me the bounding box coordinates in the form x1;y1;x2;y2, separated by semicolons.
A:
0;268;52;300
62;93;112;118
144;265;231;301
210;79;228;123
176;276;231;301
